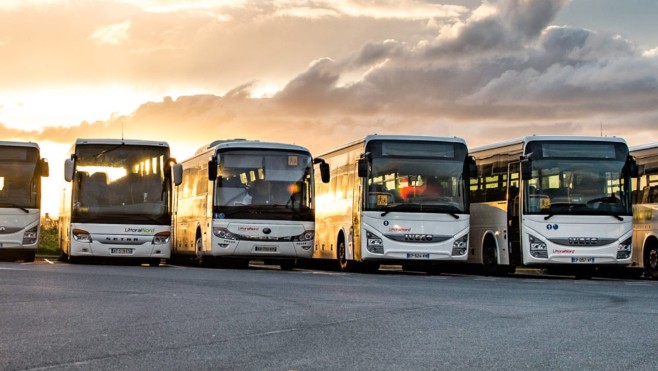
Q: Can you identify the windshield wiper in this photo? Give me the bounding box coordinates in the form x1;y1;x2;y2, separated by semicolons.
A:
0;202;30;213
380;203;420;216
380;203;460;219
93;142;125;159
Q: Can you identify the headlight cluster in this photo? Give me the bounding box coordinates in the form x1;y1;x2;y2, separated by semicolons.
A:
72;228;92;243
529;234;547;258
366;230;384;254
22;226;38;245
152;231;170;245
451;235;468;256
617;237;632;260
292;231;314;242
213;227;237;240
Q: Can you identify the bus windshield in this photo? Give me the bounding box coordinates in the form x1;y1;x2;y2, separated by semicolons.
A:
364;141;469;214
523;141;632;216
0;146;40;209
73;144;171;222
213;149;314;220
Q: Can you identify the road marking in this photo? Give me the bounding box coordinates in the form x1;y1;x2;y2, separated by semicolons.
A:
474;277;498;281
44;259;55;265
624;281;654;286
0;267;25;270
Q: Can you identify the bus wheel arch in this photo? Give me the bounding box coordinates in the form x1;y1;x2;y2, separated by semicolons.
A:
644;236;658;279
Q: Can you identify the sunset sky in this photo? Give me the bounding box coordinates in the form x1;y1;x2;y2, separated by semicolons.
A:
2;0;658;216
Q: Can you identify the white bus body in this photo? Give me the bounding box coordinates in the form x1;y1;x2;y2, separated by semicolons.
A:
469;136;636;275
58;139;174;265
171;140;328;269
313;135;474;273
0;141;49;262
630;142;658;278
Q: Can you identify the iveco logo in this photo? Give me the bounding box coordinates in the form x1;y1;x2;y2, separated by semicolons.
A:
262;228;272;235
404;234;433;241
568;237;599;246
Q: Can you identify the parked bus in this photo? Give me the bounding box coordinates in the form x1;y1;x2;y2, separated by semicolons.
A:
171;139;329;269
469;135;636;276
59;139;175;265
0;141;49;262
630;142;658;279
313;135;475;273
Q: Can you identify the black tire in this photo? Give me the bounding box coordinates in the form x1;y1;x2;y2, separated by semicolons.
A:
337;239;349;271
195;234;205;267
279;259;296;271
148;258;161;267
644;245;658;279
22;251;36;263
482;244;498;276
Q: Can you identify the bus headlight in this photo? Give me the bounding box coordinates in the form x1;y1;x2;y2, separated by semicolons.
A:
366;230;384;254
529;234;547;258
22;226;38;245
617;237;632;259
212;227;236;240
72;228;92;243
152;231;170;245
293;231;314;242
452;235;468;256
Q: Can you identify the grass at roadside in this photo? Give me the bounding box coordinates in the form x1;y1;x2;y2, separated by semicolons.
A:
38;227;60;257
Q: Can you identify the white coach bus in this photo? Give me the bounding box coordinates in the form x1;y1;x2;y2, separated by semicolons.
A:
469;135;637;276
629;142;658;279
171;139;329;269
0;141;49;262
59;139;176;265
313;135;475;273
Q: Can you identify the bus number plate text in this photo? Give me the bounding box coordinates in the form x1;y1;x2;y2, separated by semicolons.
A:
407;253;430;259
110;248;134;255
571;257;595;263
255;246;277;253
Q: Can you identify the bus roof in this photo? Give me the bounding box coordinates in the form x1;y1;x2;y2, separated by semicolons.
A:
74;138;170;148
0;141;40;149
471;135;628;155
197;139;311;156
317;134;467;157
630;142;658;153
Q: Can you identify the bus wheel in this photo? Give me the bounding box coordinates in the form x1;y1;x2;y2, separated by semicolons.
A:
22;251;36;263
148;259;161;267
337;240;349;271
482;244;498;276
645;245;658;279
195;235;205;267
279;259;296;271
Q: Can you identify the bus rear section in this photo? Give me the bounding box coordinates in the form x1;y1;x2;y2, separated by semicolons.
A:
0;142;49;262
59;139;173;265
172;140;328;270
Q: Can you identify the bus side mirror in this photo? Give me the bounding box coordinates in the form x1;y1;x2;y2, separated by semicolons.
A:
64;158;74;182
173;164;183;186
208;159;217;181
314;158;331;183
40;158;49;177
521;160;531;180
468;156;477;178
629;157;639;178
320;162;330;183
357;158;368;178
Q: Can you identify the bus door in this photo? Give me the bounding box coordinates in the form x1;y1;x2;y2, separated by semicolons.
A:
507;162;522;266
352;162;362;261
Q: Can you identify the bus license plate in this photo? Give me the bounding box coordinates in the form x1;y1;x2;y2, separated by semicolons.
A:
255;246;277;252
571;257;595;263
110;248;134;255
407;253;430;259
